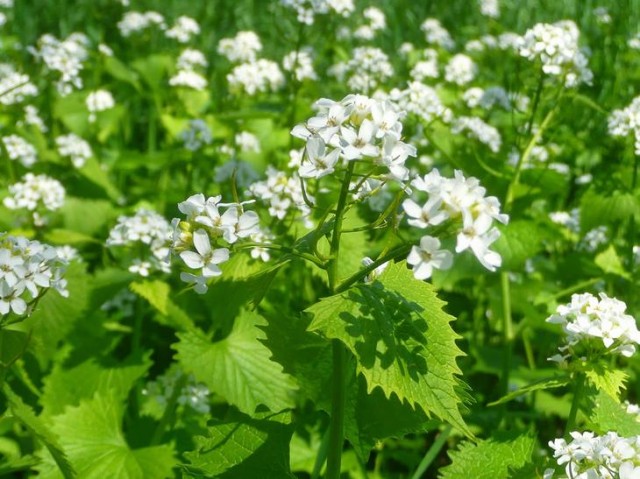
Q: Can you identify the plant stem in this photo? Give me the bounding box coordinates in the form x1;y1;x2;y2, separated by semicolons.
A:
410;426;452;479
500;271;514;398
324;161;356;479
565;373;585;438
326;340;347;479
311;427;331;479
335;243;412;293
327;161;356;291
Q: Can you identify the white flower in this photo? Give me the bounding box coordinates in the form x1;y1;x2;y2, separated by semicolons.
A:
403;197;448;228
2;135;37;167
107;208;173;275
0;234;68;316
56;133;92;168
117;11;166;37
444;54;477;86
283;49;317;81
169;70;208;90
179;229;229;278
518;20;593;87
452;116;502;153
227;59;284;95
86;89;115;122
217;31;262;63
165;16;200;43
177;49;208;70
299;135;340;179
407;236;453;280
340;120;378;160
547;293;640;360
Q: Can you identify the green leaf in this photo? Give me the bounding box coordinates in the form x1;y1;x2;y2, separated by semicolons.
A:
38;393;175;479
4;387;75;479
584;363;627;399
580;189;640;231
104;56;141;91
60;197;114;237
173;310;298;415
586;390;640;436
41;354;151;416
130;280;194;330
77;157;122;201
0;329;30;369
184;411;295;478
131;54;173;92
492;220;548;271
43;229;101;246
488;375;570;406
306;261;472;437
439;431;536;479
23;261;90;367
594;245;630;279
345;375;438;460
203;254;286;322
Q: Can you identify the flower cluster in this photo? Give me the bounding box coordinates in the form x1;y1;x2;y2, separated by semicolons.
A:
280;0;354;25
4;173;65;226
329;47;393;92
546;431;640;479
388;81;452;124
165;16;200;43
518;20;593;87
444;54;477;86
403;169;508;279
0;68;38;105
171;194;260;293
22;105;48;132
86;89;115;122
180;119;212;151
546;292;640;363
3;134;37;167
227;59;284;96
55;133;92;168
608;96;640;155
283;49;317;82
117;10;166;37
420;18;455;50
352;7;386;40
106;209;173;277
217;31;262;63
30;33;89;95
0;234;68;317
451;116;502;152
291;94;416;183
142;367;211;415
409;49;439;81
170;48;208;91
249;166;312;225
478;0;500;18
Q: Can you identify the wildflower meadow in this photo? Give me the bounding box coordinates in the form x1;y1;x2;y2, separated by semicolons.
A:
2;0;640;477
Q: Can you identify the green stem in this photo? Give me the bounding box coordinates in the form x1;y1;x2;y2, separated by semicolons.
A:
500;271;514;398
629;152;638;276
324;161;356;479
326;341;347;479
553;278;602;300
410;426;452;479
311;427;331;479
236;242;326;268
335;243;412;293
327;162;356;291
565;373;585;438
